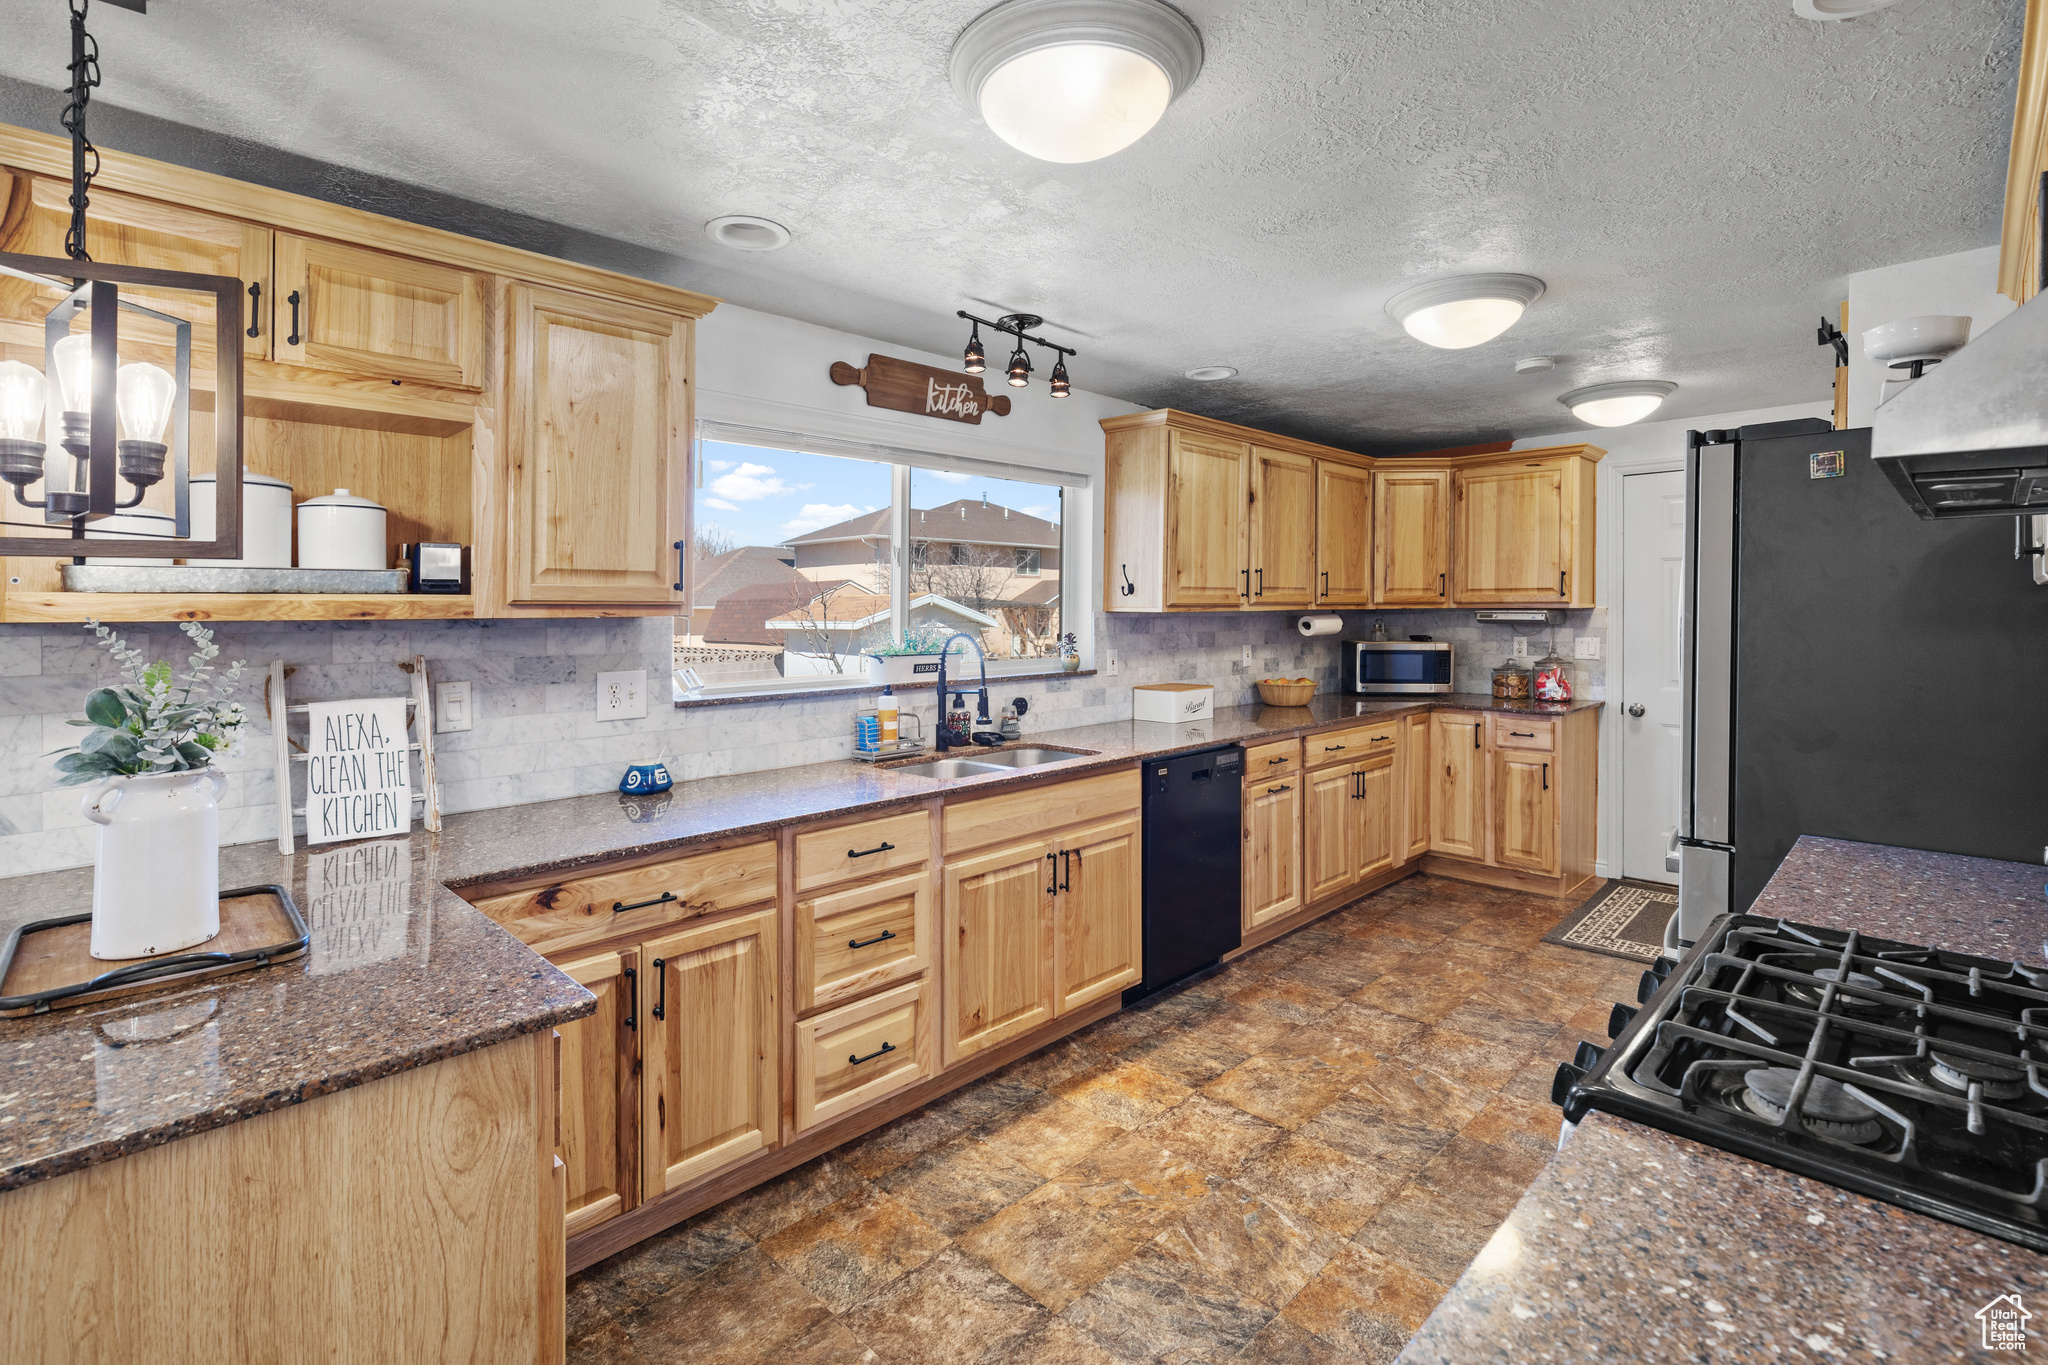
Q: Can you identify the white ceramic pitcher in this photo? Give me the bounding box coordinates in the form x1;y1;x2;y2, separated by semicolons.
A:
82;767;226;960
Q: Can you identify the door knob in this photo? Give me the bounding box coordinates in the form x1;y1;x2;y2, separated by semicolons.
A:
1627;703;1645;718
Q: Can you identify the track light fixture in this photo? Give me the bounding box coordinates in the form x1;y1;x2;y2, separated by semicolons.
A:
957;310;1077;399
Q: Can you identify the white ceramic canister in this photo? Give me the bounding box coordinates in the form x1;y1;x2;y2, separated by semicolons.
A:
82;767;226;959
296;488;388;570
82;507;178;566
187;472;293;567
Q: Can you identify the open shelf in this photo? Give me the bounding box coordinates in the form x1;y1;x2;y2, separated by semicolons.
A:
1;592;475;623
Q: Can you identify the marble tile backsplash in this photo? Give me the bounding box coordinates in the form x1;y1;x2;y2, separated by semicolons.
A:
0;607;1603;877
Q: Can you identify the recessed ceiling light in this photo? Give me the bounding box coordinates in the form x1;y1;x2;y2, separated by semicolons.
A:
705;215;791;252
1793;0;1901;19
1560;380;1677;428
1515;356;1556;374
1385;274;1546;349
950;0;1204;164
1184;365;1237;381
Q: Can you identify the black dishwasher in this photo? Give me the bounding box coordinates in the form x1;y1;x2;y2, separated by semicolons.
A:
1134;744;1243;998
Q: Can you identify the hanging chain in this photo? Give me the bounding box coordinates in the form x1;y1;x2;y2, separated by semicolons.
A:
61;0;100;262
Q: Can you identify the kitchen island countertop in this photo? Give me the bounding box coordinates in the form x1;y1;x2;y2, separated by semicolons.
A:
1397;835;2048;1363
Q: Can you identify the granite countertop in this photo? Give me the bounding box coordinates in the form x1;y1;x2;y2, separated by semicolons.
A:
1398;836;2048;1363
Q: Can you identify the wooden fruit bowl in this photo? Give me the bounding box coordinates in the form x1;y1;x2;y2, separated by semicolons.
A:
1256;679;1317;707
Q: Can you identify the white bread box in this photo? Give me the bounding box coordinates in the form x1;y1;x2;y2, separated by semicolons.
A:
1133;682;1214;724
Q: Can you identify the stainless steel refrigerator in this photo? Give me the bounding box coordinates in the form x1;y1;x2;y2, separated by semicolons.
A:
1672;418;2048;946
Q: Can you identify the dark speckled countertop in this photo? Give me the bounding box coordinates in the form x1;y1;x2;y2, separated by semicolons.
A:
0;691;1598;1195
1398;836;2048;1363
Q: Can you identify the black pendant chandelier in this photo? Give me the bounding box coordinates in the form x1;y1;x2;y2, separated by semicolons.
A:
956;310;1075;399
0;0;244;560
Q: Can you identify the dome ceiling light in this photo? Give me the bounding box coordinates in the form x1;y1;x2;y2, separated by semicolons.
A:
949;0;1205;164
1560;380;1678;428
705;215;791;252
1793;0;1903;19
1384;274;1547;350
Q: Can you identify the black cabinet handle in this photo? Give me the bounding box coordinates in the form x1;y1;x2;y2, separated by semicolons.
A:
1266;783;1292;794
1323;744;1345;752
1060;849;1072;893
246;281;262;339
1267;755;1287;765
1438;572;1445;596
614;891;677;915
1369;736;1390;744
848;841;896;859
1241;568;1250;597
286;289;302;346
848;928;897;950
1473;724;1480;749
1046;851;1058;895
1320;570;1329;597
651;958;666;1020
849;1041;897;1066
1255;567;1263;597
622;965;637;1031
1543;762;1550;791
1560;570;1567;597
674;539;687;592
1509;730;1535;738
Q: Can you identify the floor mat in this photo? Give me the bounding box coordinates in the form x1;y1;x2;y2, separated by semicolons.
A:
1540;879;1677;964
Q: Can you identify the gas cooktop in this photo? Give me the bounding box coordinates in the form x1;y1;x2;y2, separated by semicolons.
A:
1555;913;2048;1251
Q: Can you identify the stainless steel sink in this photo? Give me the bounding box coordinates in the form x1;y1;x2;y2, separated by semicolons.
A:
962;748;1086;769
890;757;1009;780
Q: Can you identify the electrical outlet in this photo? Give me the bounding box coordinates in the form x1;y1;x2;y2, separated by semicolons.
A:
435;681;473;733
596;670;647;721
1573;636;1602;660
1106;651;1119;676
1512;637;1531;658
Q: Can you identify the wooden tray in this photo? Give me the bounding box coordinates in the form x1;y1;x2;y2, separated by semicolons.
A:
0;884;309;1017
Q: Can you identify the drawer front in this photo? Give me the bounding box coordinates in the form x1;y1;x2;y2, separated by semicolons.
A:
468;840;777;954
795;979;931;1131
1243;737;1302;781
1305;722;1398;769
1491;717;1556;753
797;869;932;1014
795;809;932;893
942;767;1140;855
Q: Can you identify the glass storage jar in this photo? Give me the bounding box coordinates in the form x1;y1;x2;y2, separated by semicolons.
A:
1491;659;1530;700
1532;651;1573;703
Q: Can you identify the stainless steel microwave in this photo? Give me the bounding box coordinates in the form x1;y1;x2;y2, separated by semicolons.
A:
1344;639;1454;694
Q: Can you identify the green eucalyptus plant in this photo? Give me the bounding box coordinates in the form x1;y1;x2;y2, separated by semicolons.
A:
51;620;250;786
866;623;957;658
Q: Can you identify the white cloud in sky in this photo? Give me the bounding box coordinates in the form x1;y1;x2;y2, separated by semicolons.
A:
925;470;971;484
710;461;810;502
1021;503;1059;521
705;459;735;472
703;497;740;511
782;503;871;537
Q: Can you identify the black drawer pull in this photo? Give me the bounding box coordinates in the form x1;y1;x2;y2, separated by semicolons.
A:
1369;736;1390;743
622;965;637;1031
1473;724;1481;749
1509;730;1535;738
246;281;262;339
286;289;302;346
848;928;897;950
1323;744;1345;752
848;840;896;859
613;890;677;915
1266;783;1292;794
1267;755;1287;764
849;1041;897;1066
651;957;666;1020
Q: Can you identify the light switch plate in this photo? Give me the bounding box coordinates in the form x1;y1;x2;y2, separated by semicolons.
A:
1242;645;1253;669
1106;651;1119;676
1573;637;1602;659
596;670;647;720
435;681;473;733
1512;637;1531;658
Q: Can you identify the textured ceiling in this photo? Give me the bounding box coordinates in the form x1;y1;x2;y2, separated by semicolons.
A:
0;0;2024;453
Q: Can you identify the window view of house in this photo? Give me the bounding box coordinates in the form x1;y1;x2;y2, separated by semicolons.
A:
677;440;1062;690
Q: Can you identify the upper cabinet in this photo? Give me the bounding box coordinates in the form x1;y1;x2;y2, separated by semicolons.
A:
1447;446;1600;607
1371;467;1450;606
1314;460;1372;607
1249;446;1316;608
1167;428;1250;608
271;233;484;389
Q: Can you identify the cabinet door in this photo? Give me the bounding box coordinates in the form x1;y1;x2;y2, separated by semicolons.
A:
1401;712;1431;862
1372;469;1450;606
1354;757;1396;882
272;233;484;388
554;951;638;1237
1243;777;1303;930
1315;461;1373;606
1429;712;1488;861
1165;429;1249;608
942;837;1056;1064
504;283;690;607
1453;465;1566;604
1249;446;1316;608
1493;750;1560;875
640;909;779;1198
1054;816;1142;1014
1302;762;1358;904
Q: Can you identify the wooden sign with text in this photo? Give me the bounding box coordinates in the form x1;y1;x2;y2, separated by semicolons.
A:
830;353;1011;424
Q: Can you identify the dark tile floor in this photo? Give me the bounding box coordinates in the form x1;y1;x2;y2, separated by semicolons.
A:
565;874;1649;1365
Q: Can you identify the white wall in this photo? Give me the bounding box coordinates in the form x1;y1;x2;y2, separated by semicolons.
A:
1844;244;2015;430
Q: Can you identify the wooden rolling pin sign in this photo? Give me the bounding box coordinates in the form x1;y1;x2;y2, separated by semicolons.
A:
830;354;1011;424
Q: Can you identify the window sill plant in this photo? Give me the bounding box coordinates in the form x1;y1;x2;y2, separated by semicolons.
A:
864;624;955;686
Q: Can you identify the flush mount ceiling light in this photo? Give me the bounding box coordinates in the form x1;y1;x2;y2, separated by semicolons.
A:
1793;0;1902;18
1385;274;1546;349
949;0;1204;163
1560;380;1678;428
1184;365;1238;381
704;215;791;252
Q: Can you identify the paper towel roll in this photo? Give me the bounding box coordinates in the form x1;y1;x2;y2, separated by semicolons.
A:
1297;614;1344;638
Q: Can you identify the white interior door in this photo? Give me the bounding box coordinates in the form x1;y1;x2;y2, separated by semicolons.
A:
1621;470;1687;883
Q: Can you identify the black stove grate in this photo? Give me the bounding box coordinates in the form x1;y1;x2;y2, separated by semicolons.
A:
1557;914;2048;1250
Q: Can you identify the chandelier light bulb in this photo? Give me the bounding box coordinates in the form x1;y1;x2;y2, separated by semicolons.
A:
1384;274;1547;350
964;325;986;374
116;362;177;445
1559;380;1677;428
0;361;47;444
51;332;97;415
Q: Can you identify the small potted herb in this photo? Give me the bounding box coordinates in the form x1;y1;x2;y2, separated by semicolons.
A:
1057;631;1080;672
865;623;956;686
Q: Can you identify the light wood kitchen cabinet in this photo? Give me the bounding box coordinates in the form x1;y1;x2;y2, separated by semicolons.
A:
1250;446;1316;607
1429;711;1488;861
1493;749;1558;875
1168;429;1251;607
1243;772;1304;930
793;979;931;1131
795;868;931;1015
1448;446;1601;607
1373;467;1451;606
272;232;485;388
1401;711;1431;863
942;836;1058;1063
639;908;780;1198
470;838;777;958
554;951;638;1238
1354;755;1396;882
1315;460;1373;606
1054;815;1143;1013
1303;760;1361;904
504;283;692;608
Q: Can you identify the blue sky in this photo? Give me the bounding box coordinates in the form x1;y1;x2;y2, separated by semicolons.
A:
696;440;1063;549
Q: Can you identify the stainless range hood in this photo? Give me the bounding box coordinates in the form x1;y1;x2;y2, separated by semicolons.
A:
1870;290;2048;518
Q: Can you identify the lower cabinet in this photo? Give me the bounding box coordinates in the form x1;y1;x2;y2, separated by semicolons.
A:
555;951;638;1239
942;837;1058;1061
1054;816;1143;1014
1425;710;1594;895
1429;712;1488;860
1493;747;1560;875
1243;774;1304;931
1401;711;1431;863
1354;755;1396;882
639;909;780;1200
1303;762;1359;904
794;979;932;1131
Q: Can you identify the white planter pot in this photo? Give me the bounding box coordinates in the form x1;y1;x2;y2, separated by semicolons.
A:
297;488;388;570
82;767;226;960
866;654;945;687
